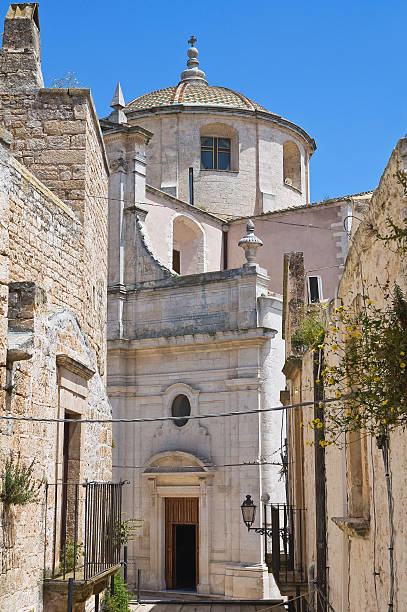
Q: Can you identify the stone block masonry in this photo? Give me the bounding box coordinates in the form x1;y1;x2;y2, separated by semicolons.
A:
0;88;110;374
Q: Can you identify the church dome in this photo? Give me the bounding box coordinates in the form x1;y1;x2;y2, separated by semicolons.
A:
125;37;272;115
126;83;269;113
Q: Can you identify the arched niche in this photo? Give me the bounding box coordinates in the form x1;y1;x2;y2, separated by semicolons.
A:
200;122;239;172
283;140;302;192
172;214;205;275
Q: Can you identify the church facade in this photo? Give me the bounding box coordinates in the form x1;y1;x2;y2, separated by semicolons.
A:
101;39;363;598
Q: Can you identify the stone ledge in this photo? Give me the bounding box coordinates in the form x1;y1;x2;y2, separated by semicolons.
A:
56;354;95;380
331;516;370;538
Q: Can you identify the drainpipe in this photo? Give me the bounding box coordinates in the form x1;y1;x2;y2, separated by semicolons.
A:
189;167;194;205
222;225;229;270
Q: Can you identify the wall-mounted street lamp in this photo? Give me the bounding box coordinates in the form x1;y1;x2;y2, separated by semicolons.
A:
240;493;273;537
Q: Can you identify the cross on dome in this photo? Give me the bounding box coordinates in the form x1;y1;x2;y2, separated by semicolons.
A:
188;35;197;47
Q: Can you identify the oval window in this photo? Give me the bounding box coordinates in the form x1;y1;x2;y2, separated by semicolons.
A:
171;394;191;427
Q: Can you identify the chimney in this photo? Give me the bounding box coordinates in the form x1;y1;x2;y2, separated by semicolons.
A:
0;3;43;91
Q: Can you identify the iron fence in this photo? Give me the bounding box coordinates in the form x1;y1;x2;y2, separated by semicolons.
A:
43;481;124;582
264;503;306;587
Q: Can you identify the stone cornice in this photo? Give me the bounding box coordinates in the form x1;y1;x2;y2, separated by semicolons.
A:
56;354;95;380
108;265;262;295
122;104;316;154
101;120;153;144
108;327;276;353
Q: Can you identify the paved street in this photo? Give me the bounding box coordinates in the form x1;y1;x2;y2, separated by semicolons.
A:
130;602;286;612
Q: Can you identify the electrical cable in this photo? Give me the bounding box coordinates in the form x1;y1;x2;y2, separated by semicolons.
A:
0;396;344;424
113;460;287;470
83;191;346;231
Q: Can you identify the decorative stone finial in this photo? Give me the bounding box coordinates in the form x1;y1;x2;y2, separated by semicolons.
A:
238;220;263;264
109;82;127;124
180;36;207;85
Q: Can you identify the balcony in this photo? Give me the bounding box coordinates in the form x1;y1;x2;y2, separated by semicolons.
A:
265;504;307;596
43;481;124;611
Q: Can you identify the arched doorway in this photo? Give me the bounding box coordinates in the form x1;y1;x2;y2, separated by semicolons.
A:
172;215;205;275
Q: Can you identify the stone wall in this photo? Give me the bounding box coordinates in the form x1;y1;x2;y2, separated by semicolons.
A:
283;137;407;611
0;145;112;611
324;136;407;611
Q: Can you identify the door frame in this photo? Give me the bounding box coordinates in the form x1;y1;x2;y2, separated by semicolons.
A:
165;497;199;589
145;469;211;594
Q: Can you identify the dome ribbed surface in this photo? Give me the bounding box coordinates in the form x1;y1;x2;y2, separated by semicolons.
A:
126;83;270;113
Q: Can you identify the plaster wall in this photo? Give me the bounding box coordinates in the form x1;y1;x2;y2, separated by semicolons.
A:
227;200;363;298
143;186;224;272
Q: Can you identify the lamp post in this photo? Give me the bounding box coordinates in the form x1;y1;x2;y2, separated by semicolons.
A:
240;494;272;537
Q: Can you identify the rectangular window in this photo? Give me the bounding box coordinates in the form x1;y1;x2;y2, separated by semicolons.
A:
307;276;323;303
201;137;230;170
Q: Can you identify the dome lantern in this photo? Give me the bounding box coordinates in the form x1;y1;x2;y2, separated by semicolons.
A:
180;36;207;85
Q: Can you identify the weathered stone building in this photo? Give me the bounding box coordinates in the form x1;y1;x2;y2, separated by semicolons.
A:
100;36;360;601
0;4;113;611
282;137;407;610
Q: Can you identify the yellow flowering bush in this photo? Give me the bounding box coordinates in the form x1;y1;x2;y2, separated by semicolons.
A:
318;284;407;440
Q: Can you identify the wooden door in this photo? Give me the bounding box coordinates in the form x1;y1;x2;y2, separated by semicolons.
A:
165;497;199;589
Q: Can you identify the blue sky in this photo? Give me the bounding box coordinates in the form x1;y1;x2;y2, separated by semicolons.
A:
7;0;407;202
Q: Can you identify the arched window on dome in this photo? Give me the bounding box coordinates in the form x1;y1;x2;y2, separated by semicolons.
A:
283;141;302;192
200;123;239;172
172;215;205;275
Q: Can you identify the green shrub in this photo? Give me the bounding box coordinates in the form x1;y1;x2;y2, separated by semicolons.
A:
103;573;132;612
291;308;325;352
0;452;41;506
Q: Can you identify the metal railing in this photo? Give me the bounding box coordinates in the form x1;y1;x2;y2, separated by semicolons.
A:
43;481;124;582
265;503;307;587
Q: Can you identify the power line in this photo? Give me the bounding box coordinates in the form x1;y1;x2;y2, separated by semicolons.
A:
0;396;342;424
84;191;343;232
113;460;286;470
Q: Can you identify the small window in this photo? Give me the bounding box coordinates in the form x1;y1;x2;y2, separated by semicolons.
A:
172;249;180;274
307;276;323;303
201;137;230;171
171;394;191;427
